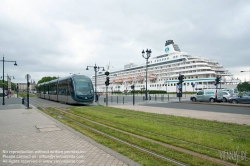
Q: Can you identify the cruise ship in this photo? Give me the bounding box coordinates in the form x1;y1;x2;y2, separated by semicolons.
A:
92;40;240;93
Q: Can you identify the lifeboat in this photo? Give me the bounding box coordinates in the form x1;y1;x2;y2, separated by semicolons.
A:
125;77;133;82
148;74;157;80
114;78;123;83
135;75;144;81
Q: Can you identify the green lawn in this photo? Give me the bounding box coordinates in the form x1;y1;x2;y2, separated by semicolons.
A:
39;105;249;166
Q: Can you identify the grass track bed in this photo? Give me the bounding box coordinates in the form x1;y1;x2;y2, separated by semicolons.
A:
88;106;250;139
39;106;249;166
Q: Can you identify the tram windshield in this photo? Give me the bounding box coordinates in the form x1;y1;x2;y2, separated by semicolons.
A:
74;77;94;95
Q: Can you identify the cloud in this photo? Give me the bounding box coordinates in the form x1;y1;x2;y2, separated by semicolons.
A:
0;0;249;83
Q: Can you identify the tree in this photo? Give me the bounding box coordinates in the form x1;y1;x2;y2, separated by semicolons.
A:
237;82;250;92
37;76;57;85
0;80;16;90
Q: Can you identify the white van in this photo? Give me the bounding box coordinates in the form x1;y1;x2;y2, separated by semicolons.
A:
190;89;223;102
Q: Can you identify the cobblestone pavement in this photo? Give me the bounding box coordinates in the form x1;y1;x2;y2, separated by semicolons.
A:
109;105;250;125
0;99;140;166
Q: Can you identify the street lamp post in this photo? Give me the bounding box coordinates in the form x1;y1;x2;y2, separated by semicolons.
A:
1;75;14;97
1;56;17;105
241;66;250;82
142;49;152;100
86;64;105;103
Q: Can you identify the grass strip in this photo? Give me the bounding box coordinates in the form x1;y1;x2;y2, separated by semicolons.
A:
40;107;178;166
46;107;223;166
70;105;250;165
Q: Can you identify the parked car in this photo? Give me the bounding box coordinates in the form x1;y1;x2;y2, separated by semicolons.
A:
222;91;233;102
190;89;223;102
228;92;250;104
222;88;239;96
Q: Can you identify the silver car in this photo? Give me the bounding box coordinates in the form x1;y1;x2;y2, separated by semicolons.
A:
222;91;233;102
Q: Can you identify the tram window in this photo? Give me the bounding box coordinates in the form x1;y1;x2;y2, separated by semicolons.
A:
58;80;68;96
74;77;94;95
45;84;49;94
49;82;56;95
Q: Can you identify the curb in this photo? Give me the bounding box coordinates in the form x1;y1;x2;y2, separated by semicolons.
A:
173;101;250;108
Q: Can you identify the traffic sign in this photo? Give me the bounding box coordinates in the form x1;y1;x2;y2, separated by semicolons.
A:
25;74;31;81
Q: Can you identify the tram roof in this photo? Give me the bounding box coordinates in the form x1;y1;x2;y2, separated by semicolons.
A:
37;75;89;86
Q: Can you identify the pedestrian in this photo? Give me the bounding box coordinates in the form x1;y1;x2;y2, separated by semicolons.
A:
7;90;10;98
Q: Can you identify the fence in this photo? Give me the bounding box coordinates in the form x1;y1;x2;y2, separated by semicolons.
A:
103;94;177;105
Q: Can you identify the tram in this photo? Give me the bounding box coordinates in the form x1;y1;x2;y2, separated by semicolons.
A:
37;75;94;105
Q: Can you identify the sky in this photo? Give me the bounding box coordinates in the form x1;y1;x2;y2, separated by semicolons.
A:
0;0;250;84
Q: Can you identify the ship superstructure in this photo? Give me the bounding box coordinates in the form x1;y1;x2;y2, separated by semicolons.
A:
92;40;240;92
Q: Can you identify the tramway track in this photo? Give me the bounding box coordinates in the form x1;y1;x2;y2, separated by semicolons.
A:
43;107;188;166
65;107;246;161
90;107;250;139
44;107;237;166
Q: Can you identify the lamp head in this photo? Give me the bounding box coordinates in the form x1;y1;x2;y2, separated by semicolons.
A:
102;68;105;71
142;50;145;58
14;61;17;66
146;49;151;58
86;67;89;70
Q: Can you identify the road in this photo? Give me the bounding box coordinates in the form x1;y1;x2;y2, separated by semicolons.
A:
98;95;250;115
140;102;250;115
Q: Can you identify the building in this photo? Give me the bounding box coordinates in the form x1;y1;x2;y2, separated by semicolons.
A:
17;80;36;92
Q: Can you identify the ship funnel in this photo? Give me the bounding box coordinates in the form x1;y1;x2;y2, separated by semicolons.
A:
164;40;181;53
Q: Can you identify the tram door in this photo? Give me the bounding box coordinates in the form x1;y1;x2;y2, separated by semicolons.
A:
68;79;74;103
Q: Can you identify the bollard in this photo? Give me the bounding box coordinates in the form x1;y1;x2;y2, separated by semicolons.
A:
123;96;124;104
155;95;157;101
111;96;113;103
22;98;24;104
104;98;106;103
143;96;145;100
149;95;151;100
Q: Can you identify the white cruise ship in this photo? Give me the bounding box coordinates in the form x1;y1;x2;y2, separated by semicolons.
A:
92;40;240;93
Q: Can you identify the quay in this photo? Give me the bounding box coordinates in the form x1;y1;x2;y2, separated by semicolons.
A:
0;97;140;166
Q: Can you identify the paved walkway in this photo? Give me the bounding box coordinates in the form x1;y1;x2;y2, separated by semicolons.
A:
109;105;250;125
0;98;140;166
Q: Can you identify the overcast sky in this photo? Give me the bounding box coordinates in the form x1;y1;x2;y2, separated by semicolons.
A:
0;0;250;84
